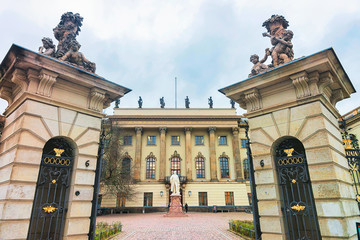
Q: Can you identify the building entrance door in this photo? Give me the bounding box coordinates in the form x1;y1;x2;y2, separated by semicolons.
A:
27;138;74;240
275;138;321;240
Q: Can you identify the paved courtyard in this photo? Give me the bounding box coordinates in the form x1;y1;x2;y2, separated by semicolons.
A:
97;212;252;240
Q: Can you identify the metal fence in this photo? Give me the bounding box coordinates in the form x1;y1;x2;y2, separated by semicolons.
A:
228;222;255;239
95;225;122;240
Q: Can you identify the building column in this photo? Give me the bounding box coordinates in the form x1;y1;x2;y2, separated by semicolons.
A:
159;127;167;181
185;128;192;181
209;127;218;181
134;127;143;181
232;127;243;180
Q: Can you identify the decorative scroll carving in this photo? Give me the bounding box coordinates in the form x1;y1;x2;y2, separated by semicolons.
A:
169;150;182;161
89;88;105;112
38;12;96;73
145;152;157;161
244;88;262;111
0;86;12;105
308;71;320;96
319;72;333;100
208;127;216;133
290;72;311;99
11;68;28;95
330;89;344;106
135;127;143;134
219;152;230;159
159;127;167;134
37;70;58;97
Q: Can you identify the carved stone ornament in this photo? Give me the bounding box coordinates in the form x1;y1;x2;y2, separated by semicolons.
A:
219;152;229;160
37;69;58;97
89;87;106;111
244;88;262;111
169;151;182;161
38;12;96;73
121;152;133;161
195;152;205;161
290;72;311;99
135;127;143;134
208;127;216;133
159;127;167;134
145;152;157;161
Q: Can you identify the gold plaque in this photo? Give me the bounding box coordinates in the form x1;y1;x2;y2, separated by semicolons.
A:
291;204;305;212
284;148;294;157
52;180;56;184
53;148;64;157
291;179;296;184
43;205;57;213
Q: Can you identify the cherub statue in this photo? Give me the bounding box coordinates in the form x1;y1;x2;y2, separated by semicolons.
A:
208;96;213;108
170;174;180;195
248;48;270;77
38;37;56;57
138;96;143;108
263;30;294;67
160;97;165;108
60;40;96;73
185;96;190;108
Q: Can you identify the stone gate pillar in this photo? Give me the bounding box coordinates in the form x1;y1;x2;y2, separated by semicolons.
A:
0;45;130;240
220;48;360;239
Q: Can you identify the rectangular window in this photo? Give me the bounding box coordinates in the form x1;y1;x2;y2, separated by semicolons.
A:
195;136;204;145
241;139;248;148
124;136;132;145
218;136;227;145
225;192;234;206
144;192;153;207
147;136;156;145
116;193;126;207
171;136;180;145
198;192;208;206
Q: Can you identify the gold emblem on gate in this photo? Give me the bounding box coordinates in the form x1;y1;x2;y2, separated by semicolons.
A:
356;196;360;202
52;180;56;184
291;204;305;212
284;148;294;157
43;205;57;213
291;179;296;184
54;148;64;157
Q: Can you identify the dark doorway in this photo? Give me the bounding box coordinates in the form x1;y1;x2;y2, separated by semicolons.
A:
27;138;75;240
275;138;321;240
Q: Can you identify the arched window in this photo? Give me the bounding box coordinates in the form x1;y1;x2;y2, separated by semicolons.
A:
121;152;132;175
243;159;249;180
219;152;230;178
146;152;156;179
170;151;181;175
195;152;205;178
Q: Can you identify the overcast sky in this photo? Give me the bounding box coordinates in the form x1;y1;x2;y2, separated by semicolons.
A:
0;0;359;115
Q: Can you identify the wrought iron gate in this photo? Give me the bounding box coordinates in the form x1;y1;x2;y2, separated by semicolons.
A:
28;138;74;240
275;138;321;240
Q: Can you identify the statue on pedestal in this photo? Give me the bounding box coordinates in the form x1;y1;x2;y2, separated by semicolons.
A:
208;97;213;108
170;174;180;195
185;96;190;108
160;97;165;108
138;96;143;108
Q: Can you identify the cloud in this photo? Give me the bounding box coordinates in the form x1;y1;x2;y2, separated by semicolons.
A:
0;0;359;116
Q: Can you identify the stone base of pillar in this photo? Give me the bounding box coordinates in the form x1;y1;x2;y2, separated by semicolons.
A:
164;195;188;217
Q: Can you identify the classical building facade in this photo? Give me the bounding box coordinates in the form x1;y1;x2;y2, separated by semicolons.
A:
100;108;251;211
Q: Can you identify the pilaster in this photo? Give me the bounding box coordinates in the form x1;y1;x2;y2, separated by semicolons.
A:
134;127;143;181
185;128;192;181
208;127;218;181
159;127;167;181
232;127;242;180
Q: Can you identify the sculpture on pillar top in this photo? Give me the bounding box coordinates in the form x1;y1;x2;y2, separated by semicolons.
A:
262;15;294;67
160;97;165;108
138;96;143;108
38;12;96;73
208;97;213;108
248;15;294;77
114;98;120;108
185;96;190;108
170;174;180;195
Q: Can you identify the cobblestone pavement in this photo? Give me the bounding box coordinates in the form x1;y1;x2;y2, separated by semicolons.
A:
97;212;252;240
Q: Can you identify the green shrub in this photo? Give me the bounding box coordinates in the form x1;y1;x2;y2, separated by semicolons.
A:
229;220;255;239
95;221;122;240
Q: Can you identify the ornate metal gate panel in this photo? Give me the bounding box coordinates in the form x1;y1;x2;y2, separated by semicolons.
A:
345;148;360;209
275;139;321;240
28;138;74;240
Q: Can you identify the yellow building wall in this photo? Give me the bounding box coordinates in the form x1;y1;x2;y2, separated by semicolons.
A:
141;130;161;181
183;183;249;206
166;129;186;176
215;129;235;180
191;129;211;181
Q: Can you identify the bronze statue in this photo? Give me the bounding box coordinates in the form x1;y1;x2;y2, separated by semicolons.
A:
185;96;190;108
160;97;165;108
138;96;143;108
249;48;270;77
115;98;120;108
230;99;235;109
38;38;56;57
262;15;294;67
38;12;96;73
208;97;213;108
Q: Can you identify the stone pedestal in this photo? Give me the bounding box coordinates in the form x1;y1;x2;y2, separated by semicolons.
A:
220;48;360;240
164;195;187;217
0;45;130;240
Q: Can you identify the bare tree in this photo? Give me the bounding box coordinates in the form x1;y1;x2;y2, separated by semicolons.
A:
100;121;135;200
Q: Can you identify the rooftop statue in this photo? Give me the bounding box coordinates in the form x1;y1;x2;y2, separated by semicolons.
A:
248;48;270;77
185;96;190;108
38;12;96;73
138;96;143;108
160;97;165;108
208;96;213;108
262;15;294;67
